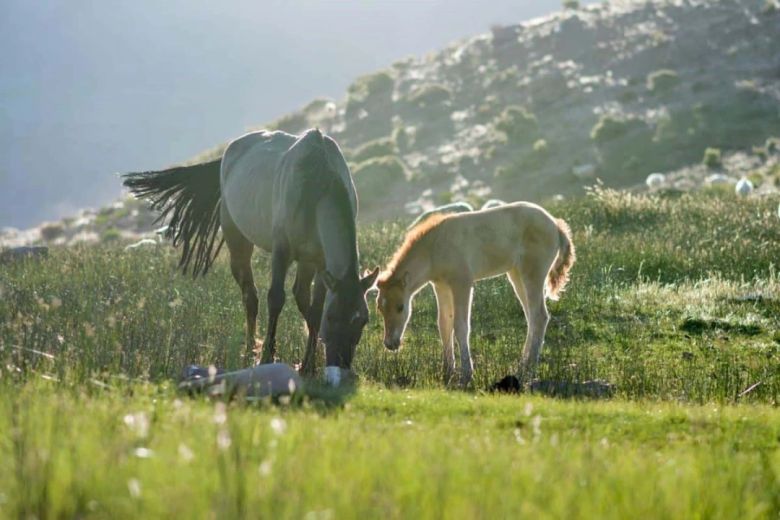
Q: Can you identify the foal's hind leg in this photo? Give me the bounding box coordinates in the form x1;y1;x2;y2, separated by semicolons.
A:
508;266;550;377
223;212;258;362
451;282;475;387
260;241;292;364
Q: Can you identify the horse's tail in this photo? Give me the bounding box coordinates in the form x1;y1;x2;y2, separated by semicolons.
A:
546;218;576;300
122;159;224;277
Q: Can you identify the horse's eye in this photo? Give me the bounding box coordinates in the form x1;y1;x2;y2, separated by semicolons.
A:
396;304;404;313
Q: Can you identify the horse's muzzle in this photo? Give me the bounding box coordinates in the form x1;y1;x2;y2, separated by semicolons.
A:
383;338;401;351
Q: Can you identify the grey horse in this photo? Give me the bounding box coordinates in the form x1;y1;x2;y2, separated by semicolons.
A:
123;129;378;383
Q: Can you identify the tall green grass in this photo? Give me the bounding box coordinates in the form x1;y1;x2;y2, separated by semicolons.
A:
1;188;779;401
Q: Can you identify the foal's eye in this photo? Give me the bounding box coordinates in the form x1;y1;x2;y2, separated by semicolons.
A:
396;304;404;313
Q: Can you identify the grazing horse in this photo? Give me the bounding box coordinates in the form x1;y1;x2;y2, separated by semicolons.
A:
123;129;379;382
375;202;575;386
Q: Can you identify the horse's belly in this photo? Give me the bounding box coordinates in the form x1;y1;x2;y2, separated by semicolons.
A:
222;172;273;251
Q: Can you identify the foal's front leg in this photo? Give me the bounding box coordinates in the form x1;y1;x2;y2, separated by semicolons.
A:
260;243;291;364
451;283;475;387
433;283;455;385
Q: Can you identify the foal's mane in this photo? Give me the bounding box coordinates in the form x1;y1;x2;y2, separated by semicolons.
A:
378;213;450;284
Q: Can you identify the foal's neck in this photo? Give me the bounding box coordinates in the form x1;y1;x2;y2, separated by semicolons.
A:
393;244;431;295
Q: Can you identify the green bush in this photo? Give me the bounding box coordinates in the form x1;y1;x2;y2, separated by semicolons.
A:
563;0;580;9
495;106;538;143
267;111;308;133
647;69;680;92
352;156;408;204
406;83;452;108
590;115;645;143
702;147;722;169
350;137;397;163
346;70;395;118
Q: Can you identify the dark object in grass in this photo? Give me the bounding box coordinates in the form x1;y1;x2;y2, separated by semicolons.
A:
490;375;614;398
0;246;49;264
490;375;522;393
179;363;302;400
680;317;762;336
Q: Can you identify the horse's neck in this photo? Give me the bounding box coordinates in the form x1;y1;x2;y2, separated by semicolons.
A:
316;196;358;279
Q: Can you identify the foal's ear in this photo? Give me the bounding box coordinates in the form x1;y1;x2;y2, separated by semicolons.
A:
360;267;380;292
400;271;410;290
322;270;338;291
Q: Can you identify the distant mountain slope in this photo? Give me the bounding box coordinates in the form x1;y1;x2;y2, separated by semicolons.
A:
205;0;778;219
3;0;780;247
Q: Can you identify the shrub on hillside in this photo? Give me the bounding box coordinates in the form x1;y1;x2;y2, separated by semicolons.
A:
350;137;397;163
351;156;408;204
702;147;722;169
563;0;580;9
495;106;538;143
346;70;395;118
590;115;645;144
647;69;680;92
268;111;308;134
406;83;453;108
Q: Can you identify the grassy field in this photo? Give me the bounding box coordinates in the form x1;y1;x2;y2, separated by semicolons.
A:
1;188;780;517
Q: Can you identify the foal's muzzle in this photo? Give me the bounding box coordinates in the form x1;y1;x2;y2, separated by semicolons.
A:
384;338;401;351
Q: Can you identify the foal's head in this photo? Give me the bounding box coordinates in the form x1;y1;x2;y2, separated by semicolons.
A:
375;272;413;351
319;268;380;370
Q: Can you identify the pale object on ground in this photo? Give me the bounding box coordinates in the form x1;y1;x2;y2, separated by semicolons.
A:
179;363;302;398
325;366;342;386
645;172;666;189
124;238;158;250
705;173;731;186
735;177;753;196
571;163;596;180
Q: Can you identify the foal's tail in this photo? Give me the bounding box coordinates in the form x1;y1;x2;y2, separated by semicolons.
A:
547;218;576;300
122;159;224;277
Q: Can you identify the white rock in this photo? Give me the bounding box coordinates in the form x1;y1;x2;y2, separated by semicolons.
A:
124;238;158;251
705;173;731;186
735;177;753;197
645;172;666;189
572;163;596;179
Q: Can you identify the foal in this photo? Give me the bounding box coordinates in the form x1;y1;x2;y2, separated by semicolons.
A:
375;202;575;386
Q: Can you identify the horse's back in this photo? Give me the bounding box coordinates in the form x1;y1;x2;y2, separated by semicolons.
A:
220;131;297;250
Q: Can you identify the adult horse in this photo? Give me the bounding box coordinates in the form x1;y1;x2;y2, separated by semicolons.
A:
123;129;379;383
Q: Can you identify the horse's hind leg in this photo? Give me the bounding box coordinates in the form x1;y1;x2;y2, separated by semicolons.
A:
508;265;550;377
222;210;258;362
260;240;292;364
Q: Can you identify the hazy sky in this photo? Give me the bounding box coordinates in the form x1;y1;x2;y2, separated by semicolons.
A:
1;0;586;228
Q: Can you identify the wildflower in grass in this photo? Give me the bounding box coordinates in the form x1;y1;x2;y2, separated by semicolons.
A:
270;417;287;435
127;478;142;498
123;412;150;438
137;297;146;310
50;296;62;309
168;297;182;309
217;429;231;451
178;443;194;463
37;297;49;311
259;459;273;477
134;447;154;459
213;402;227;425
106;315;116;328
532;415;542;441
83;322;96;338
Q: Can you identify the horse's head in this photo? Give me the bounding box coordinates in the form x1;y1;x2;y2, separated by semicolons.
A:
319;267;380;378
375;272;413;351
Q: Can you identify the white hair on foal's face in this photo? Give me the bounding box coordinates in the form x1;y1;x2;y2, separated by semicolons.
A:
376;283;413;350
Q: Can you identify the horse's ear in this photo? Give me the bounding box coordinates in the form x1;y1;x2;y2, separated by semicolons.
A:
361;267;380;292
322;270;338;291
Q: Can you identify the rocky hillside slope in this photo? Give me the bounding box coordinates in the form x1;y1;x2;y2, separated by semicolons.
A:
3;0;780;246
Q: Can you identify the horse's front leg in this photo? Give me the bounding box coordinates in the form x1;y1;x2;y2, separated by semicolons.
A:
260;243;292;364
433;282;455;386
452;282;475;388
293;265;324;376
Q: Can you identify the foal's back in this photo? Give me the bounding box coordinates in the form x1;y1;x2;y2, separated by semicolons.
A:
430;202;560;280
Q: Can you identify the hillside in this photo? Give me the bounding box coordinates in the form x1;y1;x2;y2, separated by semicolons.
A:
2;0;780;246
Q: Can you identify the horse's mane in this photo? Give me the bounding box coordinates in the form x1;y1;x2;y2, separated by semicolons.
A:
378;213;450;285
